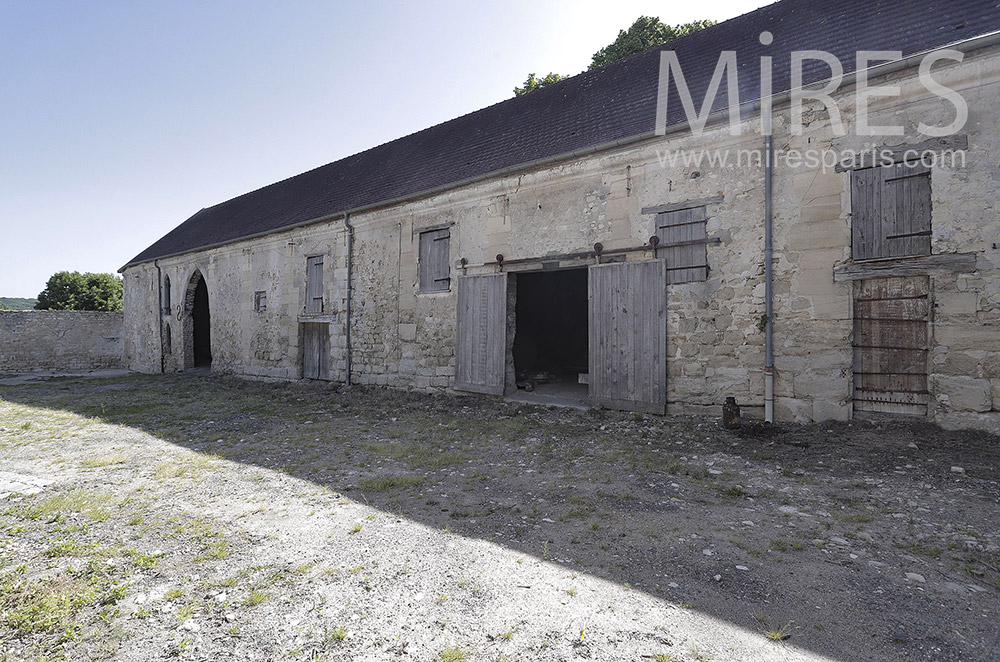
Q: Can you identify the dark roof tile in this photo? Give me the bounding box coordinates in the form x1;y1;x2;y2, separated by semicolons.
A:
125;0;1000;267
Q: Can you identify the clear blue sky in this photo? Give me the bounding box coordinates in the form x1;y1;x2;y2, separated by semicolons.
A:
0;0;771;298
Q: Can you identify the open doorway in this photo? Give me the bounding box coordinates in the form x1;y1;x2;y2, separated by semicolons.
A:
512;268;588;405
183;271;212;369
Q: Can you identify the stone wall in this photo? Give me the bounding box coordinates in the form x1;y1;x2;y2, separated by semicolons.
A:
0;311;123;371
124;222;348;380
121;43;1000;430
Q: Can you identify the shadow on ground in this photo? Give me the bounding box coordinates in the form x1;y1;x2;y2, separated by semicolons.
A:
2;371;998;661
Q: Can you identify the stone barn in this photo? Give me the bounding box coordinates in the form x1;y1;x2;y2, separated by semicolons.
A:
121;0;1000;430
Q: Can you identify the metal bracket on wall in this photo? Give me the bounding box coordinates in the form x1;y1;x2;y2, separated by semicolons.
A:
480;236;719;269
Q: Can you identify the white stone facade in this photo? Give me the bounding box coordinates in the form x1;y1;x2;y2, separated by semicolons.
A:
0;311;123;371
123;45;1000;430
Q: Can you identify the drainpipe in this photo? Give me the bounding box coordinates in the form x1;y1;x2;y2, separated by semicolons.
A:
763;135;775;423
344;212;354;386
154;260;165;374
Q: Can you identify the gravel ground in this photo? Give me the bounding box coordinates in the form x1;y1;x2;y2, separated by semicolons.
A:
0;372;998;662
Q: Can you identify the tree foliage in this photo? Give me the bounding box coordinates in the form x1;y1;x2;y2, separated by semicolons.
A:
35;271;123;312
514;15;715;95
0;297;37;310
589;16;716;70
514;72;567;96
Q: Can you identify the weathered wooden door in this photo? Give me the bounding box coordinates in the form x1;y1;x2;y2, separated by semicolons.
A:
853;276;929;415
302;322;330;380
454;273;507;395
588;260;667;414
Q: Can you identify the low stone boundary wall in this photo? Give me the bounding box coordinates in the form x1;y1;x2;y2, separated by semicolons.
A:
0;311;123;371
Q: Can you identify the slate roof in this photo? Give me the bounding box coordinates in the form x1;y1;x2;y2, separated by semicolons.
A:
125;0;1000;267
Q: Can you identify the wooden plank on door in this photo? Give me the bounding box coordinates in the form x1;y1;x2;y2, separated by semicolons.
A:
302;323;330;380
853;276;929;415
851;167;880;260
588;260;667;414
454;273;507;395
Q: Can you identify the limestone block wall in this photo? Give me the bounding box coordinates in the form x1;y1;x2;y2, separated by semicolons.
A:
0;311;122;371
123;262;160;373
335;126;773;412
124;221;348;381
813;44;1000;430
119;43;1000;429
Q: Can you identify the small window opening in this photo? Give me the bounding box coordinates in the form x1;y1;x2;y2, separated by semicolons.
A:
305;256;324;313
655;206;709;284
418;228;450;293
162;275;171;313
851;162;932;261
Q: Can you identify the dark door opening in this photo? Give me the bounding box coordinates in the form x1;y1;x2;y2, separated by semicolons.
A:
512;269;588;400
192;276;212;367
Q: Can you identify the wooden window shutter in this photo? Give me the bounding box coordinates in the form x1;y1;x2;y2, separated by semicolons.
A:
305;256;323;313
419;228;450;292
852;163;931;261
851;167;881;260
882;162;931;258
655;206;708;284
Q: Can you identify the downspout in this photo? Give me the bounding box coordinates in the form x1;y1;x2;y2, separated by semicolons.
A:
763;135;775;423
344;213;354;386
154;260;165;374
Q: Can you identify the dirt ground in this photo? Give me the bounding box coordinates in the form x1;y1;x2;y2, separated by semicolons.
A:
0;372;998;662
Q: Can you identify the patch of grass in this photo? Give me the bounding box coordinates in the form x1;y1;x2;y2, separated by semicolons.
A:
44;538;85;558
900;542;942;560
350;523;363;534
8;489;115;522
81;454;129;468
359;475;424;492
413;450;467;470
325;625;347;643
153;454;217;480
1;580;94;635
438;647;469;662
194;538;229;561
243;589;269;606
718;485;749;499
124;549;161;570
164;588;184;602
764;621;793;641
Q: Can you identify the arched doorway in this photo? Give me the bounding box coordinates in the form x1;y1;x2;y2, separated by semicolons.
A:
183;270;212;369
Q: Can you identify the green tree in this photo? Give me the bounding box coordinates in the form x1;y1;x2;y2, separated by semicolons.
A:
514;72;567;96
589;16;716;70
35;271;123;312
0;297;38;310
514;16;715;96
